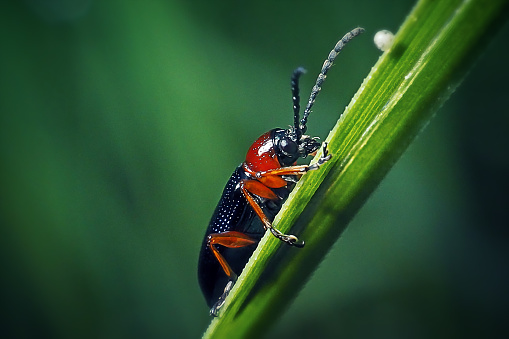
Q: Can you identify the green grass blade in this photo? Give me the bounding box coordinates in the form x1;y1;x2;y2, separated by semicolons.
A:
203;0;509;337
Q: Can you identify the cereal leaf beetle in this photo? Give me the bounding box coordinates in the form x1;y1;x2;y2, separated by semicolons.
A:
198;27;364;316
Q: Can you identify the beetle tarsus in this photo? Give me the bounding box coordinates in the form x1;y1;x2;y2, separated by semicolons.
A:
270;228;305;248
209;279;236;317
308;142;332;171
290;238;305;248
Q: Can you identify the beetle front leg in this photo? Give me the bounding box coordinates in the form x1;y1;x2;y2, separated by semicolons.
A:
307;142;331;171
255;142;332;178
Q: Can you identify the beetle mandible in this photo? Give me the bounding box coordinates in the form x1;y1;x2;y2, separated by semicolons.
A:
198;27;364;316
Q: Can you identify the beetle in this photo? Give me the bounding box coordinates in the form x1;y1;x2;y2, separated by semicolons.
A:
198;27;364;316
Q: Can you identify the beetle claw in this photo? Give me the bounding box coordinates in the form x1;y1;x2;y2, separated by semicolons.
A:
307;142;332;171
291;239;305;248
284;234;305;248
270;229;305;248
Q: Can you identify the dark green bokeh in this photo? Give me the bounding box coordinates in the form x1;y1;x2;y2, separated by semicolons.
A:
1;1;507;338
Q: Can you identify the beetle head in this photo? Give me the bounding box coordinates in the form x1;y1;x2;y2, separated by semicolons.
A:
273;128;320;167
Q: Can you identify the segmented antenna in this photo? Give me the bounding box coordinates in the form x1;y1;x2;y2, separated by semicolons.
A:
300;27;365;133
290;67;306;140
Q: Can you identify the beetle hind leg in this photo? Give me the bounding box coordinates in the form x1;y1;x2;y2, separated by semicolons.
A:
210;279;235;317
207;231;257;316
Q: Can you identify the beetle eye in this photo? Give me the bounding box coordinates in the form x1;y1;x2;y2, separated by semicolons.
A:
280;138;297;156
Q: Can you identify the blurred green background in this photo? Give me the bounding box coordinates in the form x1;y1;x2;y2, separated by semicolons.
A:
1;1;507;338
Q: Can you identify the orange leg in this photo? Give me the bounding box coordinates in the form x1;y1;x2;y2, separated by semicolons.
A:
254;143;331;182
239;143;331;246
208;231;258;280
240;180;304;247
242;179;279;200
207;231;257;316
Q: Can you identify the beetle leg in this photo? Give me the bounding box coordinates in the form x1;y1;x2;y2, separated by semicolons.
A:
207;231;257;316
240;181;304;247
256;142;332;179
210;279;235;317
307;142;332;170
242;179;279;200
208;231;257;279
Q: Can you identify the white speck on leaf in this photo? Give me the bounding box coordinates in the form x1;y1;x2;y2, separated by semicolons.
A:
374;30;395;52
